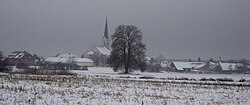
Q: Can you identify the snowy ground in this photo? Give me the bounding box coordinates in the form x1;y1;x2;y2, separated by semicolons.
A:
73;67;250;82
1;67;250;105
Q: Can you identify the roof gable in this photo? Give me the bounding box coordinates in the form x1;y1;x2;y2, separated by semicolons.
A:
172;61;206;70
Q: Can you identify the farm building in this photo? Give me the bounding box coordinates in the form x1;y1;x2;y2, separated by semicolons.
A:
45;53;93;70
198;62;219;73
5;51;40;70
170;61;206;72
216;62;243;73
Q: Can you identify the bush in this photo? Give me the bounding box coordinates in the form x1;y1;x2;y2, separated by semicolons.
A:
9;69;76;76
139;76;155;79
216;78;234;82
239;78;246;82
175;77;189;81
200;78;216;81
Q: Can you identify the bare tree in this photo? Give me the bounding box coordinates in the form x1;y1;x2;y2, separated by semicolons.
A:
109;25;146;74
0;51;3;59
0;51;5;71
197;57;201;62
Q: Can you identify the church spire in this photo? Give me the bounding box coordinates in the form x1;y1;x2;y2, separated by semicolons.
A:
102;16;110;49
103;16;109;39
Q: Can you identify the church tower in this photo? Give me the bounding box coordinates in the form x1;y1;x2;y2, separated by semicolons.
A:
102;16;110;49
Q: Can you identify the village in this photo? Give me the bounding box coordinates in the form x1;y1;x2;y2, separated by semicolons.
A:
1;1;250;105
1;18;250;74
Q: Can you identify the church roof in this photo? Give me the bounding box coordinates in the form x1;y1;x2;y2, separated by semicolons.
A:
96;46;110;55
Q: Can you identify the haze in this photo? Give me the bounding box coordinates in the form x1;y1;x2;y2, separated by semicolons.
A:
0;0;250;60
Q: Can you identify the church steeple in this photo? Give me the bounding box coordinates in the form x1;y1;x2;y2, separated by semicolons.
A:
103;16;109;39
102;16;110;49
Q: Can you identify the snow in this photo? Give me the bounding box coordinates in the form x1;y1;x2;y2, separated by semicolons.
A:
219;62;239;71
72;67;250;81
1;67;250;105
45;57;72;63
87;67;115;74
172;61;206;70
7;52;24;58
86;50;94;55
45;57;60;63
14;53;24;58
74;58;93;63
45;54;92;64
1;72;250;105
57;53;78;58
96;46;110;55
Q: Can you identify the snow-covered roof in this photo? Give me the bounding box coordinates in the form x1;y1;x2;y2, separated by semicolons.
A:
172;61;206;70
46;53;93;64
7;51;31;59
15;53;24;58
59;58;71;63
208;62;216;65
86;50;94;55
145;56;151;61
57;53;78;58
46;53;78;64
73;58;93;63
7;53;18;58
96;46;110;55
219;62;239;71
161;61;170;68
45;57;60;63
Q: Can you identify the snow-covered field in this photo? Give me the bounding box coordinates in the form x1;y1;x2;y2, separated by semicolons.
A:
1;67;250;105
74;67;250;82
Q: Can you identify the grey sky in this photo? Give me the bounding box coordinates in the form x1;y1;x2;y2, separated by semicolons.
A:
0;0;250;60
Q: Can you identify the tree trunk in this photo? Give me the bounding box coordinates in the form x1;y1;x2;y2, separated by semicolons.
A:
124;67;129;74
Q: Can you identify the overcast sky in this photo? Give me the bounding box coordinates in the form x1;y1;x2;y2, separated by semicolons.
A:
0;0;250;60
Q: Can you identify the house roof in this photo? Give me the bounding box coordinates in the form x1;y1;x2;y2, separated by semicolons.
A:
46;53;77;64
45;57;60;63
46;53;93;64
7;51;31;59
160;61;170;68
56;53;77;58
172;61;206;70
86;50;94;55
219;62;239;71
74;58;93;63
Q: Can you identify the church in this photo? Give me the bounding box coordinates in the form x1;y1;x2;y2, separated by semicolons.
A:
83;17;111;66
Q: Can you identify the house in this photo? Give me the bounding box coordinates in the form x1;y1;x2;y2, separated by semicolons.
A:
73;58;94;67
5;51;37;69
160;61;172;71
217;62;242;73
170;61;206;72
45;53;93;70
83;17;111;66
198;62;219;73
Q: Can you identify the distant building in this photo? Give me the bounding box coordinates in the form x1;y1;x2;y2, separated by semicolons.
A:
170;61;206;72
198;62;219;73
5;51;36;67
216;62;243;73
83;17;111;66
45;53;93;70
